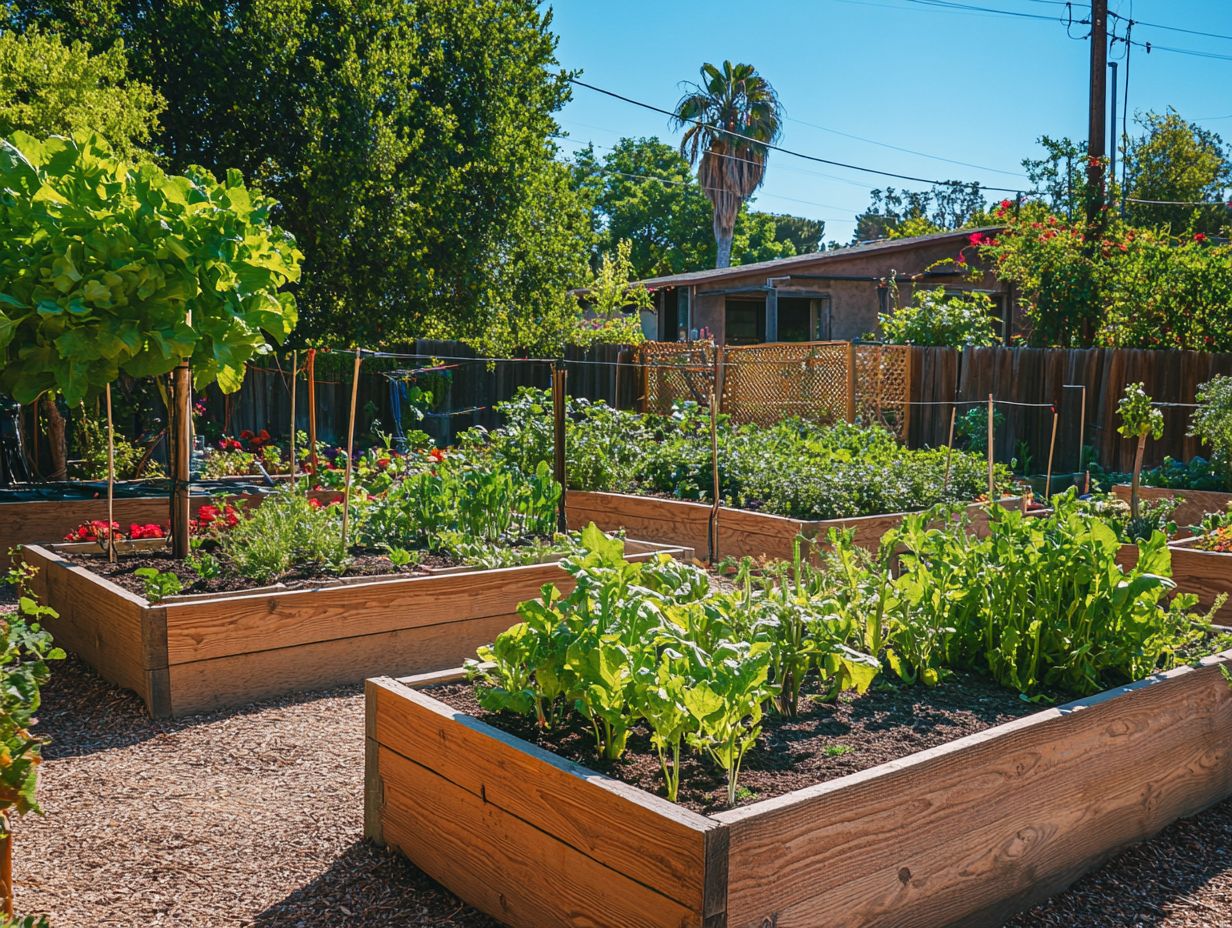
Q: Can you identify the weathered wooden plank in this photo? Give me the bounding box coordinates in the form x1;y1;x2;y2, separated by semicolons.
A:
380;746;700;928
1112;484;1232;532
166;611;519;716
372;677;715;909
22;544;151;706
716;650;1232;928
1166;539;1232;624
163;561;571;664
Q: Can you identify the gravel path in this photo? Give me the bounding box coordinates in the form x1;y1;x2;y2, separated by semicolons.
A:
13;657;497;927
9;647;1232;927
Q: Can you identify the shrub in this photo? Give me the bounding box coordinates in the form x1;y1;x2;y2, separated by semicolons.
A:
1190;375;1232;488
878;287;1000;347
216;491;348;582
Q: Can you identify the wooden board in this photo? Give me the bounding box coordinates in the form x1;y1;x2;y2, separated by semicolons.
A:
568;491;1019;563
1112;484;1232;533
370;677;716;908
22;544;157;708
369;675;719;926
167;612;520;716
715;650;1232;928
1167;538;1232;624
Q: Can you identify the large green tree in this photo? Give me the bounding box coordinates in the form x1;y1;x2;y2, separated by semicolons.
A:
673;60;782;268
571;136;810;279
8;0;592;354
0;27;163;156
1124;109;1232;235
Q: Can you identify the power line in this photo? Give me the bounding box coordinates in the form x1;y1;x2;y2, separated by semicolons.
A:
567;77;1031;194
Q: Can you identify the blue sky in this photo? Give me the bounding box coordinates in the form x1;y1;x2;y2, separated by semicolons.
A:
550;0;1232;242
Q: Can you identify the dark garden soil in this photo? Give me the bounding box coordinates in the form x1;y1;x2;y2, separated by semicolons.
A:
61;547;464;597
430;673;1039;814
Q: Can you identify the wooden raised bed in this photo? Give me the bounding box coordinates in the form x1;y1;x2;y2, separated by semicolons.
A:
0;490;273;571
22;538;688;719
1112;484;1232;532
1162;536;1232;624
367;649;1232;928
566;490;1020;561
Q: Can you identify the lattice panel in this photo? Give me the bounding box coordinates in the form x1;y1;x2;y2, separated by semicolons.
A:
854;344;912;439
720;342;852;427
639;341;717;413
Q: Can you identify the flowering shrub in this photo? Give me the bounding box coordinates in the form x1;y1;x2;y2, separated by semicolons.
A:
200;431;287;478
978;202;1232;348
63;520;121;544
878;286;1000;347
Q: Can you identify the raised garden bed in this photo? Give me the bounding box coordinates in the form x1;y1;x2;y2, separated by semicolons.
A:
0;484;280;570
1112;484;1232;533
367;648;1232;928
21;537;689;719
566;489;1021;561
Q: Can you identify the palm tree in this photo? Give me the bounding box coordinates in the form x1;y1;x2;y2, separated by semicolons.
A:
673;61;782;269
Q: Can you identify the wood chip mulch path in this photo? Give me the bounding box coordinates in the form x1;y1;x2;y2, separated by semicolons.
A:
8;638;1232;926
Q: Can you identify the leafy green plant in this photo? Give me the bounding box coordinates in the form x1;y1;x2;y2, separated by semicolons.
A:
0;557;64;827
216;491;348;583
1190;375;1232;488
133;567;183;603
1118;383;1165;518
184;550;221;581
954;405;1005;456
0;131;301;405
878;287;1000;348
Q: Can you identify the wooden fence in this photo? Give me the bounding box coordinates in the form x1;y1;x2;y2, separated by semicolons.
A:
212;341;1232;472
908;347;1232;473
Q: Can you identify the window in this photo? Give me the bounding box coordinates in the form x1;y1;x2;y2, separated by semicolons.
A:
725;299;765;345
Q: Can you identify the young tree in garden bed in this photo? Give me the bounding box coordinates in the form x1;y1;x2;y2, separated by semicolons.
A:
1118;383;1165;520
0;131;301;552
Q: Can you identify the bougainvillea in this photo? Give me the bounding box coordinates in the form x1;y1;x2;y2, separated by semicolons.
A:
977;202;1232;349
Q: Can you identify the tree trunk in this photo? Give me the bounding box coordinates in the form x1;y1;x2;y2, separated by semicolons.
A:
715;229;734;269
41;394;67;480
1131;433;1146;519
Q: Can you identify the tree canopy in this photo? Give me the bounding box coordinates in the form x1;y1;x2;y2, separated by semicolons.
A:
571;136;816;280
7;0;592;355
0;26;163;157
0;132;301;405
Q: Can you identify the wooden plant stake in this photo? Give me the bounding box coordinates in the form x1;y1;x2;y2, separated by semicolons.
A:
0;812;11;917
1045;407;1059;502
942;405;957;494
171;357;192;558
341;349;362;550
307;348;319;479
105;383;117;563
1078;383;1089;492
986;394;995;502
708;371;721;564
551;363;568;535
288;349;298;486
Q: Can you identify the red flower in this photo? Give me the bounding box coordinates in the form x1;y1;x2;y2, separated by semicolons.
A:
376;457;391;470
428;448;447;463
308;497;323;509
240;430;254;440
968;232;986;247
1194;232;1208;242
128;523;167;540
999;199;1012;210
197;505;218;524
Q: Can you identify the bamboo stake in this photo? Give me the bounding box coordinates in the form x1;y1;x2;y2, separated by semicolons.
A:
341;349;362;550
1079;383;1089;493
942;405;957;494
1045;408;1059;502
986;394;995;502
552;363;568;534
0;812;11;917
708;353;721;564
307;348;319;479
105;383;116;563
288;349;298;486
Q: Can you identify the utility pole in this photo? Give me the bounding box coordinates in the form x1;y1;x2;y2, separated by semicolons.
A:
1086;0;1109;229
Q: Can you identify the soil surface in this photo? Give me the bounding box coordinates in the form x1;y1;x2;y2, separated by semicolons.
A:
431;673;1038;814
61;547;463;597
